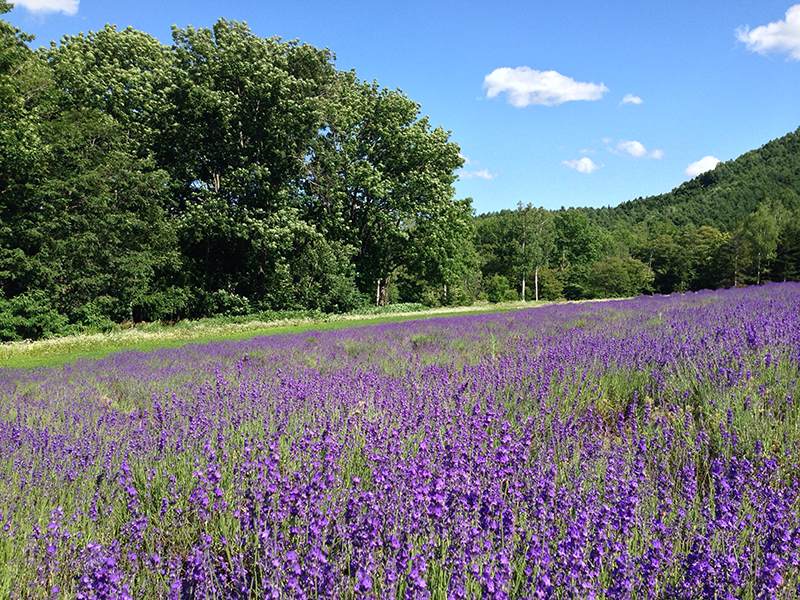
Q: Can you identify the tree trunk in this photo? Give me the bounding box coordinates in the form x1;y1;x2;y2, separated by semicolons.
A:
521;270;526;302
376;278;381;306
757;252;762;285
535;266;539;301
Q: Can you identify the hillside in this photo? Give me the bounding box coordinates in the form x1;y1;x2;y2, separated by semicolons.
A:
473;125;800;300
584;126;800;231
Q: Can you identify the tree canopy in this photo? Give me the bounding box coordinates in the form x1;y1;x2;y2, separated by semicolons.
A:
0;9;476;339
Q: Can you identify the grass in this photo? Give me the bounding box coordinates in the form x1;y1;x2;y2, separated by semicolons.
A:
0;301;551;370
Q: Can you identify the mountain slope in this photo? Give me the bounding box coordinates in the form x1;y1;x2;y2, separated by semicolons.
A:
585;126;800;230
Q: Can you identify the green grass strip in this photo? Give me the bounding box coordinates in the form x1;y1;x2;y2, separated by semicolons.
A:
1;302;548;370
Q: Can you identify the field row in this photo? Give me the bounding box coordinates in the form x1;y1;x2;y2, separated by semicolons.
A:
1;284;799;598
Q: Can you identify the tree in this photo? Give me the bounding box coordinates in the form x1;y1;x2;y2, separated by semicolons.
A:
681;225;728;290
774;207;800;281
637;233;685;293
742;203;779;285
303;71;467;303
165;20;333;211
1;1;48;210
46;24;173;152
398;196;476;306
514;203;554;301
11;108;181;325
474;209;517;282
554;208;604;268
721;227;752;288
160;19;362;310
1;2;61;339
553;208;604;299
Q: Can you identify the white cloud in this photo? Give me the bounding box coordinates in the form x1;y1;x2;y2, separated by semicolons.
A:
607;139;663;159
483;67;609;107
12;0;78;14
618;140;648;158
562;157;599;174
601;137;613;144
459;153;477;166
737;4;800;60
685;156;720;177
460;169;497;180
620;93;643;105
579;148;596;154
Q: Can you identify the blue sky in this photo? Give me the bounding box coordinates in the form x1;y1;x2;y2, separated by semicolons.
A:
6;0;800;214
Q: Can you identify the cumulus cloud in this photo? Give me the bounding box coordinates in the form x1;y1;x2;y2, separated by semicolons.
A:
484;67;609;107
737;4;800;60
460;169;497;180
686;156;720;178
617;140;647;158
614;140;663;159
620;94;643;105
12;0;78;14
562;157;599;174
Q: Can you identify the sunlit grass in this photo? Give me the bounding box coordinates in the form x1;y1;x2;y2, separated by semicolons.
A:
0;301;549;369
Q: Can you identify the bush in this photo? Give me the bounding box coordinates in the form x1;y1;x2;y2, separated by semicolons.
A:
209;289;252;317
0;291;69;341
485;274;511;303
536;266;564;300
587;256;654;299
72;300;116;333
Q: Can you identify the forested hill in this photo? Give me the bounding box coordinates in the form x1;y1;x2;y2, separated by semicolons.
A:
584;127;800;231
473;125;800;304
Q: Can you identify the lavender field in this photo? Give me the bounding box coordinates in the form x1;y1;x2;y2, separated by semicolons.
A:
2;284;800;599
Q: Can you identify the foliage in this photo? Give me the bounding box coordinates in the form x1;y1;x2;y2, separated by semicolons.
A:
0;9;472;340
1;0;800;340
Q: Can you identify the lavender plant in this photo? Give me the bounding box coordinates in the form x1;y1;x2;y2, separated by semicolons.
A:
1;283;799;598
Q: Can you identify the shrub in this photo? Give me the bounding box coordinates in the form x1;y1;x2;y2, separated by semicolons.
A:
0;291;69;341
485;274;511;303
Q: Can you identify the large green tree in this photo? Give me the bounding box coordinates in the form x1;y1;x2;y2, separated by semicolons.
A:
6;108;180;327
46;24;173;153
303;72;467;303
159;19;361;312
553;208;605;299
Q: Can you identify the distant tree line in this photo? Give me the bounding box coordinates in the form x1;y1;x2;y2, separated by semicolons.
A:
473;127;800;304
1;1;799;340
